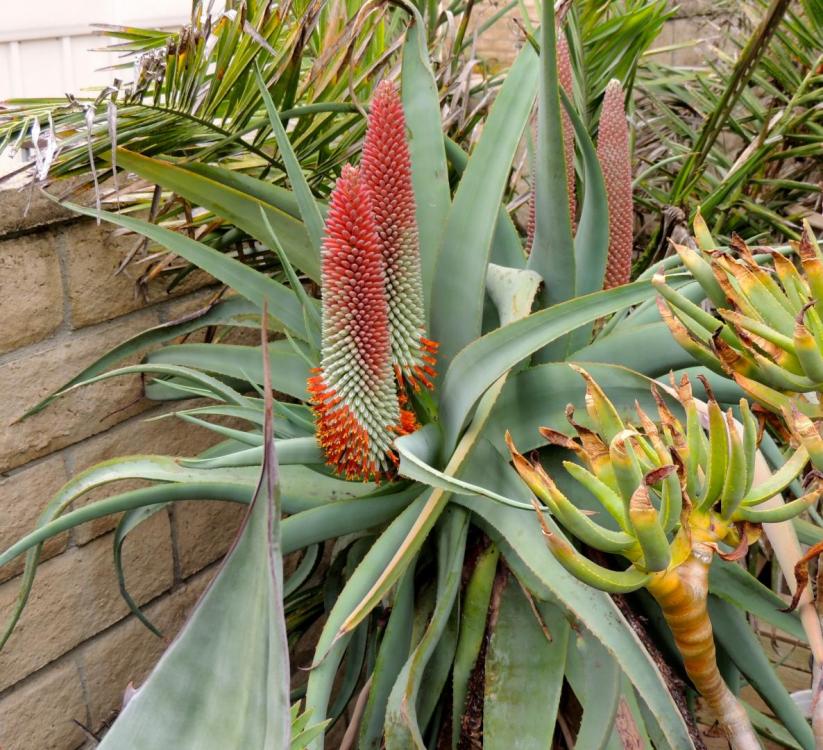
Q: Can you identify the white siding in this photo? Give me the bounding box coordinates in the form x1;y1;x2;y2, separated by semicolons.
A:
0;0;193;175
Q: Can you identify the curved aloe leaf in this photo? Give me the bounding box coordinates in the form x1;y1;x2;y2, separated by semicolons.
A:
99;340;290;749
24;296;259;417
449;471;695;749
359;566;416;749
574;322;696;376
565;629;622;750
439;281;654;451
146;342;312;400
708;596;814;750
401;8;451;314
483;584;570;749
430;45;538;373
384;508;469;748
527;1;575;322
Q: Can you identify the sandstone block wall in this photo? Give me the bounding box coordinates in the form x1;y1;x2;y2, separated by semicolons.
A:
0;186;245;749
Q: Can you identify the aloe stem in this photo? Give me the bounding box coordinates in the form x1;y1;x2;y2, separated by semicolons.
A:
647;547;759;750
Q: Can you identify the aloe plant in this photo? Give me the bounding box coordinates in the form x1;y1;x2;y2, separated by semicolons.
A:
507;367;815;748
0;4;820;748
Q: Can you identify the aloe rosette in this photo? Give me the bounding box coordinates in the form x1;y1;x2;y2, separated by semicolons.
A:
508;367;815;749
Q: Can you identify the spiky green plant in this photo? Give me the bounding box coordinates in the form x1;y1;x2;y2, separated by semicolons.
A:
0;4;821;749
656;217;823;416
507;367;815;748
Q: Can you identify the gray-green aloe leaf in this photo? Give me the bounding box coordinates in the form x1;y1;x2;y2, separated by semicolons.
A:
98;379;290;748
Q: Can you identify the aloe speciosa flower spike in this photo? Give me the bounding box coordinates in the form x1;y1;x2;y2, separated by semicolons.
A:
597;79;634;289
307;165;406;481
361;80;437;392
308;82;439;480
507;367;813;748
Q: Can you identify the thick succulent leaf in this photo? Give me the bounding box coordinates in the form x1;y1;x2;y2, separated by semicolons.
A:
384;508;469;749
61;199;310;339
24;296;259;416
483;584;570;749
430;45;538;374
708;596;814;750
439;281;654;451
443;138;524;270
359;567;416;749
281;487;420;555
486;361;678;453
303;492;430;750
564;628;622;750
98;379;289;748
401;9;451;314
568;88;609;300
708;558;805;641
146;342;312;400
114;148;320;280
527;0;575;321
451;543;499;749
574;322;697;377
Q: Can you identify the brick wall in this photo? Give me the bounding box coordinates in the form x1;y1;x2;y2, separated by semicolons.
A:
0;186;245;749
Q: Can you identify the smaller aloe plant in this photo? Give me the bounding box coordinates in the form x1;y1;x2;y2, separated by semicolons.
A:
655;217;823;416
507;366;815;749
308;81;436;481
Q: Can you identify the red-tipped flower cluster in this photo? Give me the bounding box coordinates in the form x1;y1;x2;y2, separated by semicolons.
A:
597;79;634;289
362;81;437;390
309;82;436;481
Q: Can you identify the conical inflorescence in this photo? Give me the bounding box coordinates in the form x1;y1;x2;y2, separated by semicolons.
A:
597;79;634;289
309;82;436;481
307;164;405;481
361;80;437;390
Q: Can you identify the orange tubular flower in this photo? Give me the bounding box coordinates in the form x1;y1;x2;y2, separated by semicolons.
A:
361;80;437;390
597;79;634;289
307;164;405;481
